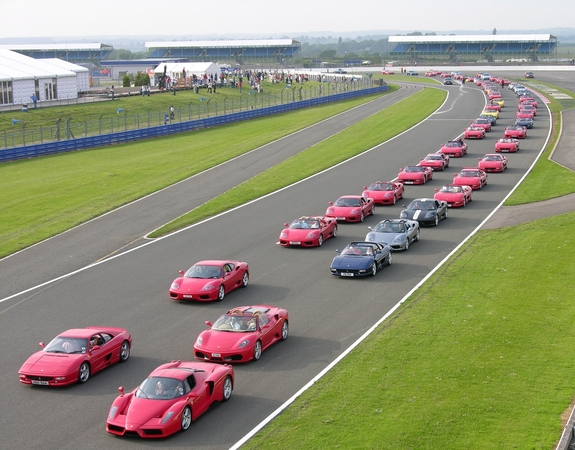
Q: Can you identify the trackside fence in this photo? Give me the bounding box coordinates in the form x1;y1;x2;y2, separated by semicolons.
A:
0;85;387;163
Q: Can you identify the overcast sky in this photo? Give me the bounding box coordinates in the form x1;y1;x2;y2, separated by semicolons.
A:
4;0;574;39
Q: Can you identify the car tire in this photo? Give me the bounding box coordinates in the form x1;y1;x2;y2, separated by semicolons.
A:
392;195;396;205
360;212;364;222
387;251;393;266
371;263;377;277
253;341;262;361
371;206;375;216
434;215;439;226
181;406;192;431
281;320;289;341
318;234;323;247
332;225;338;238
119;340;130;362
221;376;233;402
404;239;409;251
463;197;466;207
444;209;448;220
217;285;225;301
241;271;249;288
415;229;420;241
78;362;90;384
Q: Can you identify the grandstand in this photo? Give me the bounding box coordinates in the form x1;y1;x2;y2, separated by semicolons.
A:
0;43;114;63
145;39;301;64
388;34;557;63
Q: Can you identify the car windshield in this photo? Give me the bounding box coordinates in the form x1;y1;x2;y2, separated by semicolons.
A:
368;182;392;191
290;219;320;229
343;245;375;256
460;171;479;177
425;155;441;161
212;314;258;332
409;201;435;210
445;141;461;147
334;198;360;207
373;222;404;233
484;155;500;161
136;377;185;400
404;166;423;172
440;186;462;193
44;336;88;354
185;265;222;279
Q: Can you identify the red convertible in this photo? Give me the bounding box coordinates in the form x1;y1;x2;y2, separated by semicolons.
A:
169;260;249;302
478;154;508;173
470;118;492;132
519;104;537;116
106;360;234;438
326;195;375;222
495;138;520;153
440;140;468;157
381;69;395;75
362;181;404;205
504;126;527;139
279;216;337;247
434;184;473;207
453;168;488;190
398;165;433;185
19;327;131;386
516;109;535;119
194;305;289;363
419;153;449;171
463;126;486;139
519;96;538;108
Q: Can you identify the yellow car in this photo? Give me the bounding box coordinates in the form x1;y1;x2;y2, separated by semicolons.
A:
491;98;505;107
481;109;499;119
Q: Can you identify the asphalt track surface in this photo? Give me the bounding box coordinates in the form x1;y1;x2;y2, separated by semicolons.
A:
0;76;553;450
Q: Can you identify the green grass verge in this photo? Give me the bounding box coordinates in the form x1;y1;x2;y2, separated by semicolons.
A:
0;91;392;259
149;88;446;237
243;212;575;450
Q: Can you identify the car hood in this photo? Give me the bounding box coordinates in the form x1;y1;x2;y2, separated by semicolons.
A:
365;231;404;244
282;228;319;238
399;172;423;179
331;255;371;269
435;192;463;201
401;209;435;220
174;277;219;292
20;352;82;374
198;330;256;350
122;397;176;427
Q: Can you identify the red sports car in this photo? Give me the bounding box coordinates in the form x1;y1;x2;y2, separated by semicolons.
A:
440;140;468;157
194;305;289;363
516;109;535;119
419;153;449;171
463;126;486;139
470;118;492;132
425;71;439;77
484;103;501;112
362;181;404;205
453;168;488;190
381;70;395;75
279;216;337;247
434;184;473;207
326;195;375;222
398;165;433;185
478;154;508;173
495;138;520;153
19;327;131;386
519;96;538;108
504;126;527;139
106;360;234;438
169;260;249;302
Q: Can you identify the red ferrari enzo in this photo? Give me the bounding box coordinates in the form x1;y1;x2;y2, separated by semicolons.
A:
398;165;433;185
169;260;249;302
440;140;468;157
194;305;289;363
19;327;131;386
453;168;488;190
326;195;375;222
495;138;520;153
279;216;337;247
106;360;233;438
362;181;404;205
434;184;473;207
504;126;527;139
478;154;508;173
419;154;449;171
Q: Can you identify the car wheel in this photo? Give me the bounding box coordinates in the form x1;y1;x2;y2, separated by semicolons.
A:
387;252;393;266
281;320;289;341
404;239;409;251
360;212;364;222
180;406;192;431
371;206;375;216
78;362;90;384
371;263;377;277
217;285;225;301
221;376;233;402
444;209;448;219
415;229;420;241
241;271;249;287
253;341;262;361
434;215;439;226
463;197;466;207
392;195;396;205
119;340;130;362
318;234;323;247
332;225;338;238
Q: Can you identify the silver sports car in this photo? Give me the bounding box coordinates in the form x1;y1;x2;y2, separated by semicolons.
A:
365;219;420;251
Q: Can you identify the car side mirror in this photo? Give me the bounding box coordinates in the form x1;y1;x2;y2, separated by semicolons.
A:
205;321;212;328
118;386;125;396
179;270;184;275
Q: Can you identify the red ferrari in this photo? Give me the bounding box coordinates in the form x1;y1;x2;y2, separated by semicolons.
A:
504;126;527;139
362;181;404;205
169;260;249;302
381;69;395;75
326;195;375;222
398;165;433;185
463;126;485;139
106;360;234;438
478;154;508;173
440;140;468;157
419;154;449;171
453;168;488;190
516;110;535;119
495;138;520;153
194;305;289;363
434;184;473;207
19;327;131;386
470;118;492;132
279;216;337;247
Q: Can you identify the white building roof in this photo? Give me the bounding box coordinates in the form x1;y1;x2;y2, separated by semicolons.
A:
0;49;76;79
389;34;555;43
153;62;219;74
0;43;112;51
146;39;299;49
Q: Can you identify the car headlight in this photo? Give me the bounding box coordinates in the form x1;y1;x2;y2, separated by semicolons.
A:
424;212;436;218
161;411;175;424
280;231;288;238
202;284;216;291
366;235;374;242
196;336;202;346
326;208;334;215
350;208;360;215
400;212;407;218
170;282;179;289
238;339;251;348
306;232;318;239
393;236;403;242
108;406;119;420
384;192;393;197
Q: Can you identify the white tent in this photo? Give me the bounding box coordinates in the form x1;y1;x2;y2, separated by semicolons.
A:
152;62;219;85
39;58;90;93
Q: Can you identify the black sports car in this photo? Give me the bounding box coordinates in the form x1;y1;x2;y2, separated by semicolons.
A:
330;242;392;277
399;198;448;226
